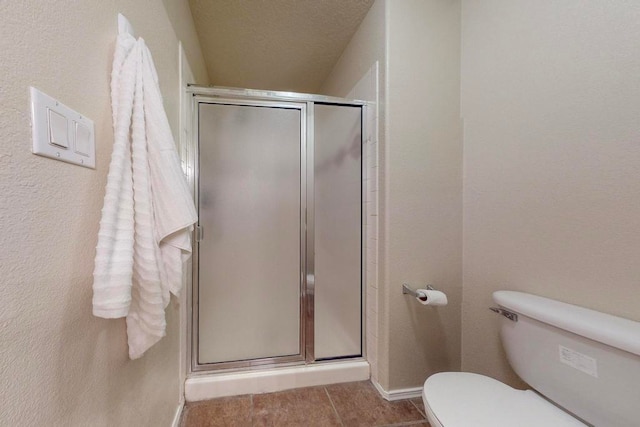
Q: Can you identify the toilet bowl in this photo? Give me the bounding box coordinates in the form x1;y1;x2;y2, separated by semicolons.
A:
422;372;585;427
421;291;640;427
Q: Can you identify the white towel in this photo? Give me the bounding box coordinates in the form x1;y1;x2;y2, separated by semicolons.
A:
93;33;198;359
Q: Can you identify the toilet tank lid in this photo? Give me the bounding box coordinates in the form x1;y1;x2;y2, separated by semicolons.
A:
493;291;640;357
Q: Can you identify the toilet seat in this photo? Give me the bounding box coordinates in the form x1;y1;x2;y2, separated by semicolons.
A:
422;372;587;427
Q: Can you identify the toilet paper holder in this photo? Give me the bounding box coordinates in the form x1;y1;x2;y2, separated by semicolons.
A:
402;283;435;299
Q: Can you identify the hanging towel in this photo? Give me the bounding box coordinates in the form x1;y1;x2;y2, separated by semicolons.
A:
92;32;198;359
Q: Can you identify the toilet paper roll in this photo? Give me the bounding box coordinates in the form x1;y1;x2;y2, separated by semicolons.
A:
416;289;448;306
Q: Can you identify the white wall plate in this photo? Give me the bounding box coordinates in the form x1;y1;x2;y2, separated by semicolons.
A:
30;87;96;169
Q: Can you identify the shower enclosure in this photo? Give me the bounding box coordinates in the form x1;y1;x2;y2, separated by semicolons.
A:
188;87;366;373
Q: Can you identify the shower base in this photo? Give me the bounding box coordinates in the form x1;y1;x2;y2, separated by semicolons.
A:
185;360;370;402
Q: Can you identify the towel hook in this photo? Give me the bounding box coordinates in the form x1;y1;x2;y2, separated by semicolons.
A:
118;13;135;37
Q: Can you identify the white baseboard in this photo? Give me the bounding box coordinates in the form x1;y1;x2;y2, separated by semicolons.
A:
372;380;423;401
171;399;185;427
185;360;370;402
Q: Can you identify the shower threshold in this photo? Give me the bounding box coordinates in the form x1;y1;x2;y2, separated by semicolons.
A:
185;359;370;402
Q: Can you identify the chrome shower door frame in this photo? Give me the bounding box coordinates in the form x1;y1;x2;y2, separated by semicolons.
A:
187;86;367;375
190;95;308;372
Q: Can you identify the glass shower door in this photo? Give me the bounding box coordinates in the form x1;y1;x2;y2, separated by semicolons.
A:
313;104;362;360
196;101;305;366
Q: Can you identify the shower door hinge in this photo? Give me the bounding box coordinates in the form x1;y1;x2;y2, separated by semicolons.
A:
195;225;203;242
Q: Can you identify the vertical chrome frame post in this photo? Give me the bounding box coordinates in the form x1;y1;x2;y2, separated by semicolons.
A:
360;104;367;359
305;101;315;363
299;101;309;364
186;92;199;376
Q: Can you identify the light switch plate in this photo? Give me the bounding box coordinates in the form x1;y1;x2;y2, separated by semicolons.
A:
30;87;95;169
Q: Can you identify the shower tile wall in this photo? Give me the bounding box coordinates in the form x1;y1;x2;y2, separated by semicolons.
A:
347;63;379;383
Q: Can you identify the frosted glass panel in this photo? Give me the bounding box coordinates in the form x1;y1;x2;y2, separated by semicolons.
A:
197;103;301;364
314;104;362;359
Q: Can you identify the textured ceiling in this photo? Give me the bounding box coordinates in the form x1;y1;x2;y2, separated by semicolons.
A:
189;0;374;93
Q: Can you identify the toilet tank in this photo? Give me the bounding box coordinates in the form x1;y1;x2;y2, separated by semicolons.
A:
493;291;640;427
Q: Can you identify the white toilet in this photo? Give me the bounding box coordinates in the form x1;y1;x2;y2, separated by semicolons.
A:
422;291;640;427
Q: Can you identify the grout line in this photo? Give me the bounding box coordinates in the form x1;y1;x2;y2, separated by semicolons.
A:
324;386;344;427
409;399;426;418
250;394;254;427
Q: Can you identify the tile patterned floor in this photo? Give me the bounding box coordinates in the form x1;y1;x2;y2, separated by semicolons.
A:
182;381;430;427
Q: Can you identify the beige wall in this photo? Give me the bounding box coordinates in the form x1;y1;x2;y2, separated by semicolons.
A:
0;1;207;425
320;0;386;100
385;0;462;390
162;0;208;87
461;0;640;386
322;0;463;391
